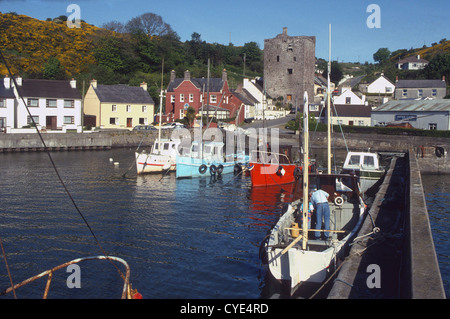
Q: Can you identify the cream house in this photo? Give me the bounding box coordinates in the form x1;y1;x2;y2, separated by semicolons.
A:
84;80;154;129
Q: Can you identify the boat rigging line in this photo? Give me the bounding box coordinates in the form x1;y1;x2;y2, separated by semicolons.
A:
0;49;127;283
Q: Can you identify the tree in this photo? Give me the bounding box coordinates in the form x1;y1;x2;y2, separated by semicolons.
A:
373;48;391;64
322;61;343;85
423;52;450;82
125;12;177;38
42;56;66;80
185;106;196;127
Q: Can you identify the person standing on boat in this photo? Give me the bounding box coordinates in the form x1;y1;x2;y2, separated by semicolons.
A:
310;188;330;240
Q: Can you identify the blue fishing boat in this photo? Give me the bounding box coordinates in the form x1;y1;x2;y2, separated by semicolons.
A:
176;140;249;179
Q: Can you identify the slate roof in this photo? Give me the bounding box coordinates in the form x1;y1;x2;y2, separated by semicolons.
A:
19;79;82;99
398;56;429;64
332;104;371;117
94;84;154;104
167;78;225;92
396;79;446;88
373;99;450;112
0;81;15;99
231;90;256;106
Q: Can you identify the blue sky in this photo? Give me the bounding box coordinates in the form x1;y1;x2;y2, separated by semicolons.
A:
1;0;449;63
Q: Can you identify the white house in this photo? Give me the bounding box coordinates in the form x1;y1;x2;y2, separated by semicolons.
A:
333;89;366;105
395;55;429;70
12;77;83;133
0;76;16;133
366;74;396;94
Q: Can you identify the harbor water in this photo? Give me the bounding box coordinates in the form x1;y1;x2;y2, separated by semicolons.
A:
0;148;448;298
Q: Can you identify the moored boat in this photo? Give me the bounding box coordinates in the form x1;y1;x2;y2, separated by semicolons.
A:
135;138;181;174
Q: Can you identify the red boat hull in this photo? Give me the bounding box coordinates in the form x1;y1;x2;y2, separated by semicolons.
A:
249;162;300;187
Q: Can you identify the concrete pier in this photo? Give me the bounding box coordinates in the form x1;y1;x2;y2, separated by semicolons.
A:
327;149;446;299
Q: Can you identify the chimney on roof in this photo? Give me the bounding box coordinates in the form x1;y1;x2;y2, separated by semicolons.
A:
91;79;97;88
222;69;228;82
4;75;10;89
396;76;399;83
15;76;22;86
417;54;420;60
70;78;76;89
140;81;148;91
443;76;446;82
282;27;288;35
184;70;191;81
170;70;176;82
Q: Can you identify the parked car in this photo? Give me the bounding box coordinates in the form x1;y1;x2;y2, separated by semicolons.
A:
132;125;156;132
161;122;186;129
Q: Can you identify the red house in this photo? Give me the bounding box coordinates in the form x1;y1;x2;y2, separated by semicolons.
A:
166;69;240;124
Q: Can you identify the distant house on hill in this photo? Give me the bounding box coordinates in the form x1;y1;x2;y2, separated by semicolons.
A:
365;74;396;94
84;80;154;129
394;77;447;100
395;55;429;70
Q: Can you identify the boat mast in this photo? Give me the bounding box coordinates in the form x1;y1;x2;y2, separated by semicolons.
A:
302;91;309;250
157;59;165;154
327;24;332;174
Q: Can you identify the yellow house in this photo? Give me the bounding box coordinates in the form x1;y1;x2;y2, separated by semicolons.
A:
84;79;155;129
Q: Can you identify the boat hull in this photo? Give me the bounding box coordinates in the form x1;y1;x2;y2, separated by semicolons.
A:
249;162;300;187
135;152;175;174
266;191;365;291
175;156;236;178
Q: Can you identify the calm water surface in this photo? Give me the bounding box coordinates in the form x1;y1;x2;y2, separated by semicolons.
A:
0;149;448;298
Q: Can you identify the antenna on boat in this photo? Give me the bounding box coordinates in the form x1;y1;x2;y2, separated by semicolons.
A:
327;24;332;174
158;58;164;155
302;91;309;250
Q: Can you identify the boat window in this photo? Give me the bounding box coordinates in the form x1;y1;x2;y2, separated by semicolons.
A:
163;143;169;150
192;144;199;152
154;143;159;150
204;146;212;154
349;155;360;165
363;156;375;167
172;144;176;149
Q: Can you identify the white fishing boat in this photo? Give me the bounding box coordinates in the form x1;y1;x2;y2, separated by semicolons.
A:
135;138;181;174
341;151;386;193
135;61;181;174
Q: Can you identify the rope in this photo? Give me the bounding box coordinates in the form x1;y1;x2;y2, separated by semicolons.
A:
0;49;127;283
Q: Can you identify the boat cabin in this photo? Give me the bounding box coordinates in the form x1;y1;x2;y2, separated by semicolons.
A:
343;151;380;170
189;141;224;161
151;139;180;157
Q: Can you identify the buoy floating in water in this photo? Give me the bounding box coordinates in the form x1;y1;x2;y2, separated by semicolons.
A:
114;162;119;166
109;158;113;162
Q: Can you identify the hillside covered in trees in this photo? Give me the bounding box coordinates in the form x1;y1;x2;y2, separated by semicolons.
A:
0;12;263;104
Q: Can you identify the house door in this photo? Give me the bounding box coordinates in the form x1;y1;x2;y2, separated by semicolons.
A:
46;116;57;130
0;118;6;133
127;118;133;128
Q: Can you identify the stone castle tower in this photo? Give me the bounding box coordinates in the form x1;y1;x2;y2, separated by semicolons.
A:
264;27;316;108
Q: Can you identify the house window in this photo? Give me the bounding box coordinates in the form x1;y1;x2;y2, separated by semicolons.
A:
64;116;74;124
277;56;280;62
110;117;118;125
189;94;194;102
287;69;293;75
27;115;39;125
64;100;74;108
294;57;297;62
139;118;145;124
170;95;175;103
179;109;184;119
418;89;423;97
428;123;437;130
46;99;57;108
345;97;351;104
0;99;6;107
358;120;365;126
112;105;117;112
386;87;392;93
180;94;184;102
210;95;217;103
27;98;38;107
126;105;131;112
142;105;147;113
402;89;408;97
432;89;437;96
